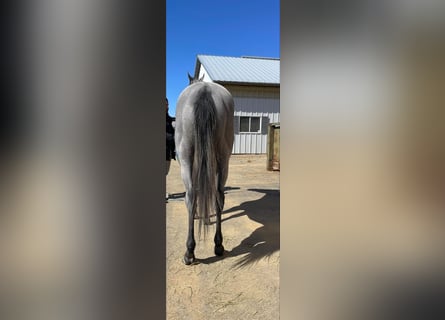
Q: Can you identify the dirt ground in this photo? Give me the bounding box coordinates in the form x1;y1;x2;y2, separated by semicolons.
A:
166;155;280;320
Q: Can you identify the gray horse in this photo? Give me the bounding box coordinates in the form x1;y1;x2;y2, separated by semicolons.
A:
175;74;234;265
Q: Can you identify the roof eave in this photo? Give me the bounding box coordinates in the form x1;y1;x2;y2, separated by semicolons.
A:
214;80;280;87
193;57;202;79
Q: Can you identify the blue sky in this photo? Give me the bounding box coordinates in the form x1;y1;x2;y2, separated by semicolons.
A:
167;0;280;115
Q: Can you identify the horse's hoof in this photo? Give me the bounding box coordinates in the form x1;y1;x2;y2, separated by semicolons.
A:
183;254;195;265
214;245;224;256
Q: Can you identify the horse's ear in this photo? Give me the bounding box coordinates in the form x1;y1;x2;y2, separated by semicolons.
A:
187;72;194;84
199;74;205;81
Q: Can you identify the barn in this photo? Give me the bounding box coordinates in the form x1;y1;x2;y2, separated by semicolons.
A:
192;54;280;154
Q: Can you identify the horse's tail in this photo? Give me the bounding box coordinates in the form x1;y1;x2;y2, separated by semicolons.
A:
193;86;217;238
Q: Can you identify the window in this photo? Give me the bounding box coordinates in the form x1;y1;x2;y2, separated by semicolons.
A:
250;117;260;132
239;116;261;133
240;117;250;132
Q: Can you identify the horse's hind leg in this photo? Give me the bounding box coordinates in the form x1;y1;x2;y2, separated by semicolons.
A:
214;189;224;256
214;159;229;256
181;160;196;265
184;190;196;265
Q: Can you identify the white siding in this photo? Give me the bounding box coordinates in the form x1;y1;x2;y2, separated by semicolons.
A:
227;85;280;154
197;70;280;154
198;65;214;82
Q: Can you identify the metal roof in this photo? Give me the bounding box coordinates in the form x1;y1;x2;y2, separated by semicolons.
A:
196;55;280;86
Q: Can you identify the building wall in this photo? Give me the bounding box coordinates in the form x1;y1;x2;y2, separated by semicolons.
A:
224;85;280;154
198;65;213;82
198;64;280;154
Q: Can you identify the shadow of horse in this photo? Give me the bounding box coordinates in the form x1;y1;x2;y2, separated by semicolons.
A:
198;188;279;268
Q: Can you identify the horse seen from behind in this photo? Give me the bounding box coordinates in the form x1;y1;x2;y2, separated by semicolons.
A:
174;73;234;265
